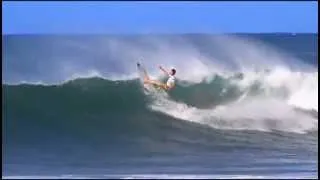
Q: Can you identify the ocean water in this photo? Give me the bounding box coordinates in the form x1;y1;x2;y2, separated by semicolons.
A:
2;34;318;179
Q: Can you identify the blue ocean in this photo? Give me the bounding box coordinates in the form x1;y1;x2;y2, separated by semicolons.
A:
3;34;318;179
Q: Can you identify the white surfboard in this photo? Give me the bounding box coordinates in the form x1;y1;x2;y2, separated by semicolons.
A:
137;62;147;82
136;62;152;91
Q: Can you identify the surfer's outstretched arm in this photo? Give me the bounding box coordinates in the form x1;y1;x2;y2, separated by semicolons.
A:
159;65;170;76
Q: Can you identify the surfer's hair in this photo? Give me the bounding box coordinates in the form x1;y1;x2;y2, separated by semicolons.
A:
171;68;176;75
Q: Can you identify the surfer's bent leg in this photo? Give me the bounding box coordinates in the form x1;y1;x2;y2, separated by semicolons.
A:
144;79;165;88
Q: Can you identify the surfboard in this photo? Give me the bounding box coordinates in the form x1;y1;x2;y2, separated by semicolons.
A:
137;62;147;83
137;62;151;91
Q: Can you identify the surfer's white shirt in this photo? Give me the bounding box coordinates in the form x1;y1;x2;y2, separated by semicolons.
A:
166;75;176;87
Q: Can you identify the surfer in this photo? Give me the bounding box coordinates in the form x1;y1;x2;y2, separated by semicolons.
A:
143;65;176;91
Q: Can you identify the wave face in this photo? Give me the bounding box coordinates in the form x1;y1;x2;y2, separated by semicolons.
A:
4;74;318;138
3;34;318;177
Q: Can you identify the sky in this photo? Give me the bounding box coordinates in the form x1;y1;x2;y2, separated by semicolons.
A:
2;1;318;34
